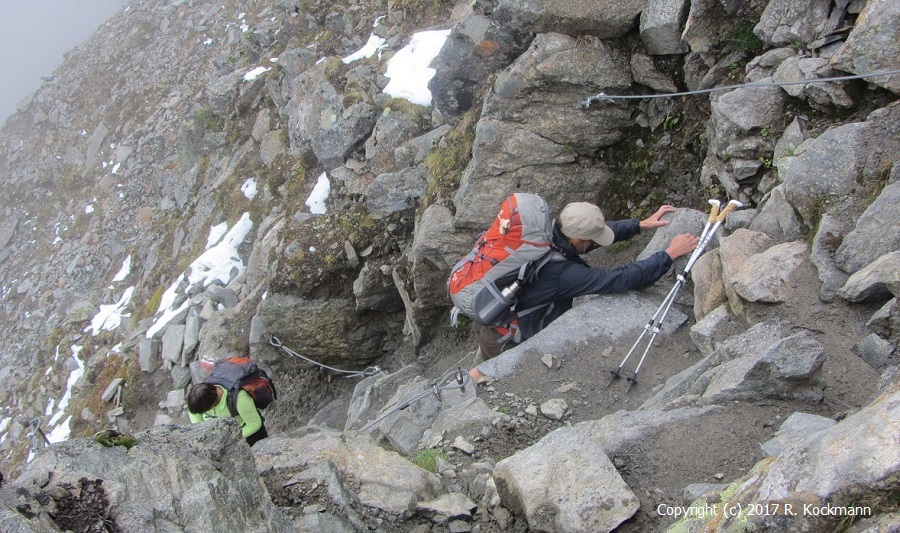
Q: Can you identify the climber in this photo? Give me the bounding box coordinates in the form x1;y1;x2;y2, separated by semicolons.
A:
187;382;268;446
469;202;699;383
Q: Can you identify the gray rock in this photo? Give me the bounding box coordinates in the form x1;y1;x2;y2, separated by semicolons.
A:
345;366;421;431
257;293;386;366
422;397;497;449
287;62;377;170
366;166;428;219
866;298;896;338
17;418;293;531
830;0;900;94
630;52;678;92
258;129;285;165
0;483;60;531
838;252;900;303
731;241;809;303
206;284;239;308
691;249;726;321
410;204;474;313
754;0;832;46
810;214;850;302
639;0;689;55
690;304;734;356
365;104;430;175
183;307;201;357
700;331;826;404
681;387;900;531
477;292;687;381
254;431;442;515
539;398;568;421
749;186;805;243
171;365;192;388
138;337;160;373
204;68;267;118
493;427;639;532
641;321;784;410
428;12;531;116
353;262;403;313
773;117;807;162
371;376;442;456
453;32;630;228
718;229;775;318
681;0;734;53
161;325;186;364
853;333;895;372
637;207;714;277
779;122;869;229
394;124;452;168
416;492;477;524
835;181;900;274
491;0;647;38
101;378;125;403
760;412;836;457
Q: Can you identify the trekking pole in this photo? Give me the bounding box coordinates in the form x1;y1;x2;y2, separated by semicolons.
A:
623;199;742;392
359;369;470;432
606;199;721;388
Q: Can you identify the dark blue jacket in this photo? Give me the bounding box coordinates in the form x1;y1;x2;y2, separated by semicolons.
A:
512;219;673;340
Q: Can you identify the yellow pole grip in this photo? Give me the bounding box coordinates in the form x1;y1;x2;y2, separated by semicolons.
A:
715;200;743;222
707;199;720;223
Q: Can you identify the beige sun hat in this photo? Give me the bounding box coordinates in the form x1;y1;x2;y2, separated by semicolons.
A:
559;202;615;246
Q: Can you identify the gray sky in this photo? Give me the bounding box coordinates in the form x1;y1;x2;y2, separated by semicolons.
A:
0;0;126;125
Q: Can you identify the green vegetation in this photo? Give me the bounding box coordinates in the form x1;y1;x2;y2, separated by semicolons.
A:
412;448;449;473
193;106;224;132
726;25;762;54
421;106;478;211
663;113;682;131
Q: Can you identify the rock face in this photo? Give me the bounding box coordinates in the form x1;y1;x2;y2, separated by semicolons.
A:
0;0;899;530
15;419;292;532
677;386;900;532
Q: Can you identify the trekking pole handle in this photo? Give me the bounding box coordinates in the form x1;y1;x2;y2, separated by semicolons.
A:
707;199;720;223
715;200;743;223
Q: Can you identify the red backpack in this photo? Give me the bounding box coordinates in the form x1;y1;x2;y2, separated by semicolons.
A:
448;193;555;326
205;357;276;416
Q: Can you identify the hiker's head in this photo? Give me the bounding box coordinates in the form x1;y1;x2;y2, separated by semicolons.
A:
187;382;219;414
559;202;614;253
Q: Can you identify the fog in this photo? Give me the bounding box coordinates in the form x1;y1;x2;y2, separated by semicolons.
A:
0;0;127;125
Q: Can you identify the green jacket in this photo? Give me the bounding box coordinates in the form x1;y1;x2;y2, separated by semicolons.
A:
188;386;262;437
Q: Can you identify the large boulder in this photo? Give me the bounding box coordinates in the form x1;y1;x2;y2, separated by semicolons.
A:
837;251;900;303
491;0;649;39
778;122;869;230
576;405;725;455
675;385;900;532
410;204;475;313
731;241;809;303
830;0;900;95
286;62;377;170
15;419;293;532
453;32;632;228
493;427;640;532
835;180;900;274
253;430;442;515
639;0;689;55
718;229;775;318
753;0;833;47
476;291;687;381
256;294;387;366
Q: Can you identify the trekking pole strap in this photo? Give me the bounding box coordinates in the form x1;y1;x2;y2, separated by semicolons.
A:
269;336;382;379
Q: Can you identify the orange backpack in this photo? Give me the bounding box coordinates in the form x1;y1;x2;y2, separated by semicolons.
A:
448;193;555;326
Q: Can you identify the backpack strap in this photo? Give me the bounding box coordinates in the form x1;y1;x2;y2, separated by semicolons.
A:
224;387;240;417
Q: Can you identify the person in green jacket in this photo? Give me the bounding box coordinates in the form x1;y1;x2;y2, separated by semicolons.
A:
187;383;268;446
